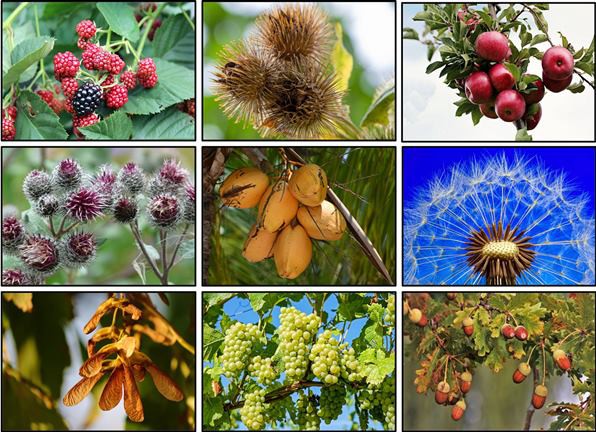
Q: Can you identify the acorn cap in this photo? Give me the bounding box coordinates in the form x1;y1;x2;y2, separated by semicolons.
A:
534;384;548;397
460;371;472;382
553;349;566;360
455;400;466;410
463;317;474;326
409;308;422;323
437;381;451;393
518;362;531;376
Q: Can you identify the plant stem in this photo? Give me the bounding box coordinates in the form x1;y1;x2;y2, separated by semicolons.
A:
167;223;190;272
160;229;168;281
3;3;29;30
129;221;164;283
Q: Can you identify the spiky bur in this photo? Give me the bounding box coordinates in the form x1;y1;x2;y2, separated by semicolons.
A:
65;188;104;222
2;269;33;286
212;42;277;126
94;164;117;211
259;66;344;139
52;158;83;192
404;154;595;285
62;231;97;267
19;235;60;275
183;183;195;223
35;194;61;217
2;216;25;254
147;194;181;229
148;159;188;196
112;196;138;223
254;3;332;66
117;162;145;195
23;170;53;202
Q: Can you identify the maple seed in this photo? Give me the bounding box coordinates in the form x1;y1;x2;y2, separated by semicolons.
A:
462;317;474;337
514;325;528;341
512;362;531;383
459;371;472;393
532;384;548;409
553;349;571;371
501;323;515;339
451;400;466;421
435;381;451;405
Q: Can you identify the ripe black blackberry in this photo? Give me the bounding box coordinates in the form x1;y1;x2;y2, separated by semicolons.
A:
72;82;103;115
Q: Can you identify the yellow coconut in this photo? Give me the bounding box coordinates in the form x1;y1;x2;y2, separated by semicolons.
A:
273;224;312;279
288;164;328;207
257;180;299;232
219;167;269;208
242;224;277;262
297;200;346;241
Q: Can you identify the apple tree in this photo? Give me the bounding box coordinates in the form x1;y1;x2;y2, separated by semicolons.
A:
403;3;595;141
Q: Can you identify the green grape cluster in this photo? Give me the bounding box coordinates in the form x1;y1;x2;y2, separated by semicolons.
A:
278;307;321;381
359;376;396;429
221;322;260;377
310;329;341;384
267;399;289;427
240;389;267;430
248;355;278;384
386;294;395;325
339;343;362;382
318;384;346;424
296;391;320;430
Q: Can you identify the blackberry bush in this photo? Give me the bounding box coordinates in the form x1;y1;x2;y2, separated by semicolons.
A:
1;155;195;285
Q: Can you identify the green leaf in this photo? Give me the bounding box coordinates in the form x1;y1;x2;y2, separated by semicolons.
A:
154;14;192;58
475;10;493;27
530;34;548;46
426;61;444;74
123;59;194;115
427;44;436;61
3;37;54;90
330;22;353;93
471;107;482;125
97;2;140;42
402;28;419;40
360;84;395;128
574;61;593;75
533;10;548;34
413;11;431;21
203;325;224;360
567;82;585;93
521;31;532;47
79;110;133;140
14;92;68;140
132;107;195;139
573;48;585;60
516;128;532;141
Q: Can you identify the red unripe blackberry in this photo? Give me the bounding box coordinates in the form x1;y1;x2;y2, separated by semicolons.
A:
93;49;111;71
139;72;158;88
109;54;125;75
120;71;137;90
3;106;17;120
73;113;100;138
76;20;97;39
137;58;156;78
105;85;128;109
2;117;16;140
82;44;100;70
36;90;54;105
61;78;79;99
54;51;80;80
77;37;89;50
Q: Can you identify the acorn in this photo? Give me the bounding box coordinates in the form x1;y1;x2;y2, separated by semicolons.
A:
435;381;450;405
501;323;515;339
451;400;466;421
512;362;531;383
514;325;528;341
409;308;427;327
553;349;571;371
532;384;548;409
447;293;457;300
462;317;474;337
459;371;472;393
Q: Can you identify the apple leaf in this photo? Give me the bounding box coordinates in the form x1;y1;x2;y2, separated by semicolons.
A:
516;128;532;141
530;34;548;46
426;61;444;74
533;10;548;34
403;28;419;40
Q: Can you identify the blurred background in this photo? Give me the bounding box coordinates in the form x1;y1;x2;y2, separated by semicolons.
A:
1;147;195;285
206;147;396;285
202;2;396;139
2;292;195;430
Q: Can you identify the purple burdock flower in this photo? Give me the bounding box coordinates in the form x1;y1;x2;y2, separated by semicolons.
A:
148;194;181;228
2;216;25;252
117;162;145;195
113;196;138;223
19;235;60;274
63;231;97;266
23;170;53;202
65;188;104;222
183;182;195;223
149;159;189;196
53;158;82;191
94;165;117;210
2;269;31;286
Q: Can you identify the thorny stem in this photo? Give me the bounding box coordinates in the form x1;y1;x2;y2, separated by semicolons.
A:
129;221;164;284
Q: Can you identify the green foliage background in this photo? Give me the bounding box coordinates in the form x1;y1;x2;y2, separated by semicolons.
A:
202;2;378;140
208;147;396;285
1;147;195;285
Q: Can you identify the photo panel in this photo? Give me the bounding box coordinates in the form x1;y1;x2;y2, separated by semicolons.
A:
1;291;196;430
1;147;196;286
202;146;397;286
402;146;596;286
202;291;397;431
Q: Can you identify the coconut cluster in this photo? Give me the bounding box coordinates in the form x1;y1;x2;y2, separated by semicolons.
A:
219;162;347;280
212;4;345;139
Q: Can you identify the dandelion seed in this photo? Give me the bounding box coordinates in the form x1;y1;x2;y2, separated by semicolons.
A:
404;153;595;285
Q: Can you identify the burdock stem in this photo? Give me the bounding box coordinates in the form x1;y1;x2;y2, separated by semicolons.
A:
129;221;165;284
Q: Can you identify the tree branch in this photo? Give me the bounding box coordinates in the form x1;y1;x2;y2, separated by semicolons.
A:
224;380;324;411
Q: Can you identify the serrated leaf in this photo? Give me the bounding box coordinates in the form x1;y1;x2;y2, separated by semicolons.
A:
78;110;133;140
97;2;139;42
14;91;68;140
132;107;195;139
330;23;353;93
3;37;54;90
154;15;192;58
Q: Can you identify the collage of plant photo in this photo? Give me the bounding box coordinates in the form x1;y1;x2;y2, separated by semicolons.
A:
3;1;596;432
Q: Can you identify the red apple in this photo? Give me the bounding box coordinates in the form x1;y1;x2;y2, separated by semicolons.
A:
523;104;542;130
489;64;515;92
522;77;545;104
495;90;526;122
542;46;575;80
542;72;573;93
457;9;479;32
475;31;510;62
465;71;493;104
480;102;498;119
